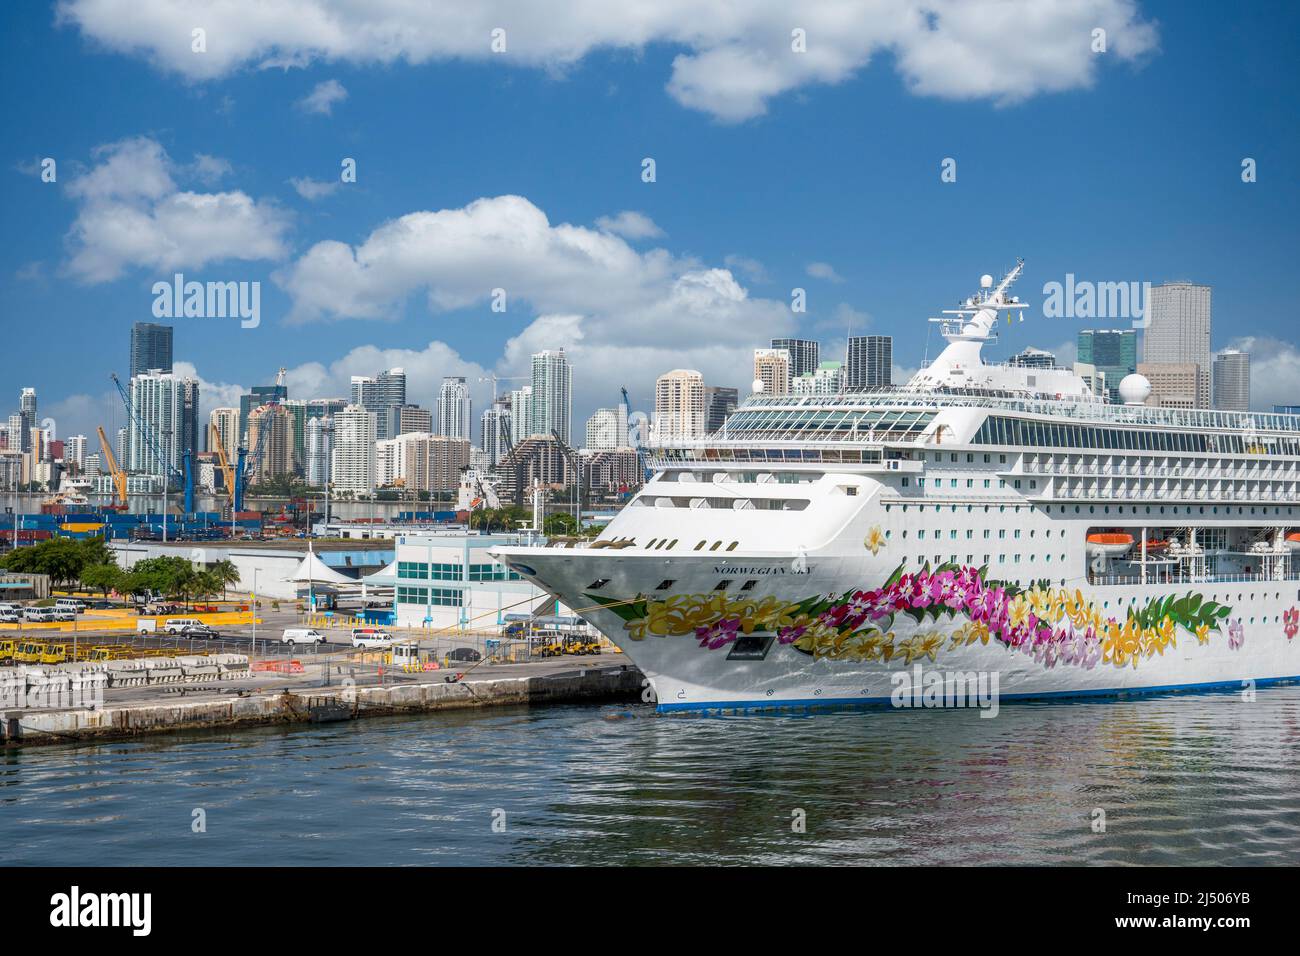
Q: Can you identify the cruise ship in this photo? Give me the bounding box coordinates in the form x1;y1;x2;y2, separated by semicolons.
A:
493;261;1300;712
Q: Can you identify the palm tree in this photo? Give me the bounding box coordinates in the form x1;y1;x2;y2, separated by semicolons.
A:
210;559;240;599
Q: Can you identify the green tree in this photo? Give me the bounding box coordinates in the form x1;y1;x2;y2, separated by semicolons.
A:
80;562;125;598
210;559;240;598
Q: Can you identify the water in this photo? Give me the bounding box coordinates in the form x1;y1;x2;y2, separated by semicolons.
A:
3;688;1300;866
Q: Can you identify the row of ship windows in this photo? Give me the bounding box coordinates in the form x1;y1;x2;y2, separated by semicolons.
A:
916;554;1068;567
908;477;1038;490
635;496;810;510
587;578;759;592
899;528;1059;540
885;502;1298;517
643;538;742;552
974;415;1300;455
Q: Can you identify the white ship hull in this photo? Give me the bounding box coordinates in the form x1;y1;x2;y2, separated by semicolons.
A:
493;546;1300;712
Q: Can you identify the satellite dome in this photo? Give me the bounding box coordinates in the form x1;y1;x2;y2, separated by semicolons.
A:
1118;373;1152;405
752;378;765;393
980;274;994;288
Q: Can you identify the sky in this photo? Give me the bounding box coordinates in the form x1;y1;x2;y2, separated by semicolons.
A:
2;0;1299;448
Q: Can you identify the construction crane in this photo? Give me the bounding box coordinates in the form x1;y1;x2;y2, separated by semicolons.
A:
478;373;527;403
550;429;582;530
110;373;194;515
620;385;651;483
95;426;128;510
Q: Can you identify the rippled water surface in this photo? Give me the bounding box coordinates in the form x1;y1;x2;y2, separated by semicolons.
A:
4;687;1300;865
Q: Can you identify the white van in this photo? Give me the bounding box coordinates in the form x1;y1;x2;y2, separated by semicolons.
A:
162;618;203;634
351;628;394;648
55;598;87;613
24;607;57;622
282;627;326;646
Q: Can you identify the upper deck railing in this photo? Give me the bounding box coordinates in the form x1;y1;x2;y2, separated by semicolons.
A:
684;388;1300;442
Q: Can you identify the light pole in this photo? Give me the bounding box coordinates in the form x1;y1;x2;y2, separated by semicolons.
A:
251;568;258;656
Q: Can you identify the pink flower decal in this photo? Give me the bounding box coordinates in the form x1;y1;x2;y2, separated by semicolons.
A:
1227;618;1244;651
1284;608;1299;642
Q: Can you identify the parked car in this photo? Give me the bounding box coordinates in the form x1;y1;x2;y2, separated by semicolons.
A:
162;618;204;635
351;628;394;649
446;647;482;663
179;624;221;639
281;628;326;646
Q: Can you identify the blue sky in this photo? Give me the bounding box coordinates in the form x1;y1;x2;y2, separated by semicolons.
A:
2;0;1298;444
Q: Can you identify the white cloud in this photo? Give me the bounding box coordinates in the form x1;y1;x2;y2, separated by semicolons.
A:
64;136;291;283
297;78;348;115
289;176;341;200
190;153;232;184
57;0;1159;121
594;210;664;240
274;193;794;420
723;254;768;284
806;261;843;282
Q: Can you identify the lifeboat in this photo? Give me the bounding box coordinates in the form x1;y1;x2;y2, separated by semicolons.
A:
1140;539;1169;554
1087;532;1135;557
1285;532;1300;552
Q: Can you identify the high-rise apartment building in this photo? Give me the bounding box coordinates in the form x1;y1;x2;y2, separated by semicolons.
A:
530;350;572;445
1212;350;1250;412
1144;282;1211;407
770;338;819;379
792;361;844;395
437;376;472;440
239;383;288;446
246;403;295;481
508;385;533;443
375;433;471;494
845;335;892;390
128;370;195;476
481;398;512;466
1138;362;1200;409
330;404;377;494
753;348;791;395
305;416;334;487
209;407;239;457
655;370;706;439
130;322;173;378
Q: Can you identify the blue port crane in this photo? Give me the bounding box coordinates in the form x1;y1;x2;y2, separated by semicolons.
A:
110;373;195;515
620;386;651;484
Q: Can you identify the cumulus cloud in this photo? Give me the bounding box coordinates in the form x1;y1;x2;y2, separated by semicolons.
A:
806;261;843;282
297;78;348;115
594;210;664;240
723;254;769;284
64;136;291;283
56;0;1159;121
289;176;340;200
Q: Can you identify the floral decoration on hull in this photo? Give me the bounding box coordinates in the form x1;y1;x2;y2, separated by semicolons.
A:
585;562;1239;671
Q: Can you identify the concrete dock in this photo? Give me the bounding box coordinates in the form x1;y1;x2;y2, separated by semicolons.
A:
2;655;646;746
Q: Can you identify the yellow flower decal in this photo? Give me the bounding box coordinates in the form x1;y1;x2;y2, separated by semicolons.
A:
864;526;887;556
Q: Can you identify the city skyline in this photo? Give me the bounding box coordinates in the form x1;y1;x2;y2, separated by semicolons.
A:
3;1;1299;448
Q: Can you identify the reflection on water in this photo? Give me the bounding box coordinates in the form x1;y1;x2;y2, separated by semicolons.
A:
3;687;1300;866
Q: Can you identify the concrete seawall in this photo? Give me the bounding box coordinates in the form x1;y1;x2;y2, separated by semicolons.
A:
2;663;645;746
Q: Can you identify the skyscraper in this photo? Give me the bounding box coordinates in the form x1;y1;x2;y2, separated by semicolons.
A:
387;404;434;438
330;404;376;494
1144;282;1211;407
770;338;819;379
655;369;706;439
481;398;512;465
508;385;533;443
180;378;200;455
1008;347;1057;369
209;407;239;458
437;376;472;440
130;322;173;378
530;350;572;445
247;403;294;481
18;387;36;452
128;371;193;476
1212;350;1250;411
703;386;738;433
350;367;407;440
239;383;288;446
753;348;791;395
845;336;892;389
1077;329;1137;403
305;416;334;487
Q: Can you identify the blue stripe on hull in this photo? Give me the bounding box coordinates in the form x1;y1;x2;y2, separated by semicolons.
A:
655;674;1300;714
